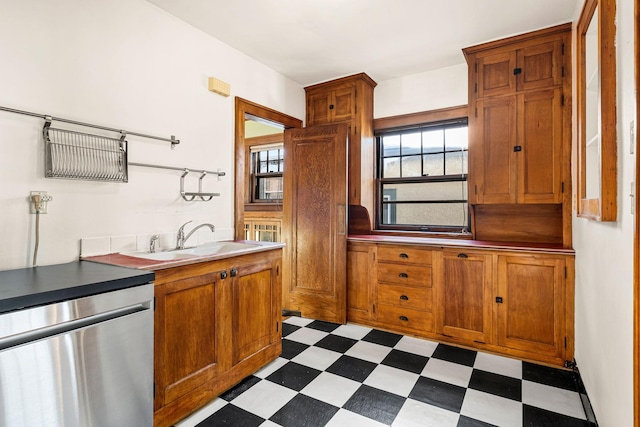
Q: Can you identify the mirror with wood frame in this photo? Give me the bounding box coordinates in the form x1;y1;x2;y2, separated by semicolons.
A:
576;0;617;221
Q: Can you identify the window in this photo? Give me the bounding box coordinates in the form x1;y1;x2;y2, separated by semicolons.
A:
250;144;284;202
376;118;469;232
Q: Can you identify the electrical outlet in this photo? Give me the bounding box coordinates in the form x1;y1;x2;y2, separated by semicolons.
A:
29;191;53;214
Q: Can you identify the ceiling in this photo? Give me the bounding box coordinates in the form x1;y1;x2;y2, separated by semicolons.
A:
147;0;580;86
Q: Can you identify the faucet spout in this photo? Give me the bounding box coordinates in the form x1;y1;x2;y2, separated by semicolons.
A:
176;221;215;249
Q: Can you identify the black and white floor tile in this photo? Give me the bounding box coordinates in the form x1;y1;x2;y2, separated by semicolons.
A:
176;317;594;427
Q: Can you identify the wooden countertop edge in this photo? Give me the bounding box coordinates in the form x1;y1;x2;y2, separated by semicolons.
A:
347;234;575;255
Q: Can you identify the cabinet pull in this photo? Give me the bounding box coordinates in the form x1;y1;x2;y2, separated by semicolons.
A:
220;270;228;279
399;253;409;259
496;296;503;303
513;67;522;75
399;316;409;321
230;268;238;277
399;295;409;301
399;273;408;278
513;145;522;152
329;104;334;110
457;253;468;259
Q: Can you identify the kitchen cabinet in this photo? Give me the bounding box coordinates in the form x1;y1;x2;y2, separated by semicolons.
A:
466;25;569;205
433;250;493;343
346;236;574;367
372;244;434;334
283;124;348;324
153;249;282;427
464;24;572;247
347;241;375;323
496;254;567;359
305;73;376;219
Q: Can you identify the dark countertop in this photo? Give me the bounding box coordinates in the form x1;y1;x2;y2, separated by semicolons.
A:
348;234;575;254
0;261;155;314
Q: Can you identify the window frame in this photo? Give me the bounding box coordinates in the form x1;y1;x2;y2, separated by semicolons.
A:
250;144;284;203
373;105;470;234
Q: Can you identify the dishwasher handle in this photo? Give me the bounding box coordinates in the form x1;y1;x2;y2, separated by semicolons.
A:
0;303;150;351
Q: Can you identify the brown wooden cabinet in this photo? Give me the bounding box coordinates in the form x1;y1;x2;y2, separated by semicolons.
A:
374;244;434;334
466;25;568;206
153;249;282;427
464;24;572;246
346;238;574;367
433;250;493;344
347;241;375;323
305;73;376;220
496;254;567;359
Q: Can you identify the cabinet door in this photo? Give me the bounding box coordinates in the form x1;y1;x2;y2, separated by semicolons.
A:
232;259;282;365
307;92;332;125
154;272;221;409
497;255;565;358
517;88;563;203
477;51;517;98
283;124;348;323
331;86;356;123
347;242;374;323
473;96;517;204
434;251;493;343
517;40;564;92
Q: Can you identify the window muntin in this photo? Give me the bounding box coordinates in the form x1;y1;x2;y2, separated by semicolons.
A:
377;120;469;232
251;145;284;201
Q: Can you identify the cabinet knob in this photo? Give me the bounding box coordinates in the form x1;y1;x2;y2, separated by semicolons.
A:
329;104;334;110
496;296;503;303
457;253;468;259
399;253;409;259
399;295;409;301
399;316;409;322
220;270;228;279
399;273;408;278
230;268;238;277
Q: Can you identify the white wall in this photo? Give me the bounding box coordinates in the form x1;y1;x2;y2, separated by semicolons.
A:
373;63;468;118
0;0;304;270
572;0;636;425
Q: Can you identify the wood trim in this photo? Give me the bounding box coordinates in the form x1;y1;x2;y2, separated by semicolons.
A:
576;0;618;221
245;134;284;146
373;105;469;131
234;97;302;240
463;22;573;58
304;72;377;92
635;0;639;424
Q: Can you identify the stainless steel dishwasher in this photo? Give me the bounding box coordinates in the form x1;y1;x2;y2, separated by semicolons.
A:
0;282;154;427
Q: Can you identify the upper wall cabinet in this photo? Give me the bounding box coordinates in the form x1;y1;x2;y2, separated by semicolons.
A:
464;24;571;206
305;73;377;220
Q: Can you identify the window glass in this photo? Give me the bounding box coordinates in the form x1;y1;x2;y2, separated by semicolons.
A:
377;118;469;232
251;144;284;202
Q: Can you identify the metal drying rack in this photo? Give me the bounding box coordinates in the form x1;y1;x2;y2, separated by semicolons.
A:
129;162;225;201
1;104;226;201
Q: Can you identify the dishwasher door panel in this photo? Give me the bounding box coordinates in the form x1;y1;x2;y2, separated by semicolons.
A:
0;286;153;427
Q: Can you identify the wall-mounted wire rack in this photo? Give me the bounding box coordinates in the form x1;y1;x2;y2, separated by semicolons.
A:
0;104;180;183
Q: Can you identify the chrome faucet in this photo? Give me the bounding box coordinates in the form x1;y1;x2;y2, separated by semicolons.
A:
149;235;159;253
176;221;215;250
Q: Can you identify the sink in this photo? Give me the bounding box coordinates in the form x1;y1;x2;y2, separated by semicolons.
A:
121;241;262;261
180;241;261;256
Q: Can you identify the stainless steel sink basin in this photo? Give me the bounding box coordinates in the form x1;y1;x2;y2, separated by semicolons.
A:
121;241;262;261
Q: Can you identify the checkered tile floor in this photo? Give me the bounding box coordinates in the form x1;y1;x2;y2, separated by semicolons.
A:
179;317;594;427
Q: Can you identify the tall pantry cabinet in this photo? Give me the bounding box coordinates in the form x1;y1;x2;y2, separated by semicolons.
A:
305;73;377;226
463;24;572;246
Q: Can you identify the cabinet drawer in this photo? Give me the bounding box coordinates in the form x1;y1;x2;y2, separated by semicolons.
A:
376;304;433;332
377;264;431;287
377;245;432;265
378;283;432;311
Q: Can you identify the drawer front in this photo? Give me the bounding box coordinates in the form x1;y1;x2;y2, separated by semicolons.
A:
377;245;432;265
378;284;432;311
376;304;433;332
377;264;431;287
